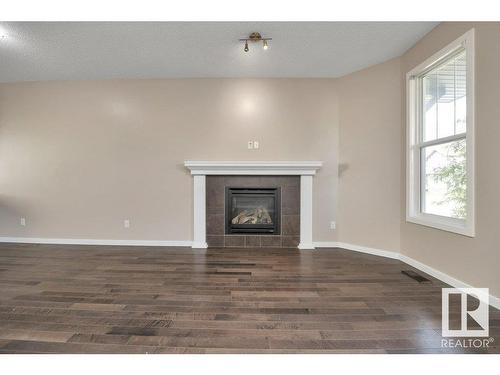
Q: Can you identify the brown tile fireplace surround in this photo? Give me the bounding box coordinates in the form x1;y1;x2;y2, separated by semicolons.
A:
206;176;300;248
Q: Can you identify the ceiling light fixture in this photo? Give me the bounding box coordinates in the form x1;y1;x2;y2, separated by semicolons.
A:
239;32;272;53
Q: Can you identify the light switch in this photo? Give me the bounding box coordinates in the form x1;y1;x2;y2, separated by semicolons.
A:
247;141;254;149
253;141;259;149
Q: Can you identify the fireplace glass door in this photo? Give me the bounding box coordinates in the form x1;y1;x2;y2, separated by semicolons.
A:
225;188;280;234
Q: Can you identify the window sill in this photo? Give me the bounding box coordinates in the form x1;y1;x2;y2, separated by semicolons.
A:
406;213;475;238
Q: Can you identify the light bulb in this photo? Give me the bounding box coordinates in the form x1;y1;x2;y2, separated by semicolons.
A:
263;40;269;50
244;41;249;52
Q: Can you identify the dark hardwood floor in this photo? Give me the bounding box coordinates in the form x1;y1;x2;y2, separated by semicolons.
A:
0;243;498;353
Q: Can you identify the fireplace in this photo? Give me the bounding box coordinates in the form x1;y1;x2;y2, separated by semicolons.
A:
186;161;322;249
225;187;281;235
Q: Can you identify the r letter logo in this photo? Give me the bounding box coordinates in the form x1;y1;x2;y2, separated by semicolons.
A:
442;288;489;337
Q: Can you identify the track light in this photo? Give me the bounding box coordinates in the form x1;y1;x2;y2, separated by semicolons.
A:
239;32;272;53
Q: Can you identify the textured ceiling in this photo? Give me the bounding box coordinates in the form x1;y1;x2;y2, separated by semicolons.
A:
0;22;437;82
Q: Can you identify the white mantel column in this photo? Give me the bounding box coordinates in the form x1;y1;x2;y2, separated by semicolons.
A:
298;175;314;249
192;175;208;249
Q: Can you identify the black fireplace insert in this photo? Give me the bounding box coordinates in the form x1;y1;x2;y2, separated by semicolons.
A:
225;187;281;235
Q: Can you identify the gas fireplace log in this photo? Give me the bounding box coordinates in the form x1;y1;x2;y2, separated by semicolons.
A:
231;206;273;225
232;210;249;224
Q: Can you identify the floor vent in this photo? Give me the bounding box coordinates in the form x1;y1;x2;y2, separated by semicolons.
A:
401;270;431;283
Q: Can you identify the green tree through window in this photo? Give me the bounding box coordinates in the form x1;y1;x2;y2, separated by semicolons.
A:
431;140;467;219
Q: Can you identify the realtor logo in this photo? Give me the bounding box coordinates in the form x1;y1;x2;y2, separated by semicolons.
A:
442;288;489;337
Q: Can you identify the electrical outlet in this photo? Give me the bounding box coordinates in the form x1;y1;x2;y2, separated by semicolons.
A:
124;219;130;228
247;141;254;149
253;140;259;149
330;221;336;230
20;217;26;226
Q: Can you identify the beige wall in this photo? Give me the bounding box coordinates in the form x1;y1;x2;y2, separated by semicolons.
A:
401;22;500;298
337;58;402;251
0;79;339;242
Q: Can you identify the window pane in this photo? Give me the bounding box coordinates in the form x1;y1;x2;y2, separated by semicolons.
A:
455;52;467;134
421;50;466;142
436;58;456;139
422;139;466;219
423;72;437;141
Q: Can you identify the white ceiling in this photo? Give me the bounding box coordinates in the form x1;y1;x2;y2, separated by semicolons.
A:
0;22;437;82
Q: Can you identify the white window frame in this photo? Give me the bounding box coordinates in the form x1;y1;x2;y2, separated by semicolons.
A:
406;29;475;237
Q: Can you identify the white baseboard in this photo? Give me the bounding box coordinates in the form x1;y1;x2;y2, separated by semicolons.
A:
191;242;208;249
298;242;315;250
312;241;339;248
0;236;192;247
314;241;399;260
313;241;500;310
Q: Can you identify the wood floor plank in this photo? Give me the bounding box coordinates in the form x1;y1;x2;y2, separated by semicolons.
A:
0;243;497;353
0;328;73;343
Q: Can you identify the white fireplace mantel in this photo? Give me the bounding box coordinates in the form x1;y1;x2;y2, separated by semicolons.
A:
184;161;323;250
185;161;322;176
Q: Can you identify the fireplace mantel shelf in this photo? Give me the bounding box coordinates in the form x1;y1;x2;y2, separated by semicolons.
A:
184;160;323;250
184;161;322;176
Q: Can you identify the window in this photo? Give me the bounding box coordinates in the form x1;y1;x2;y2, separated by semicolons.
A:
406;29;475;236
